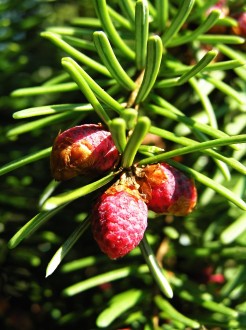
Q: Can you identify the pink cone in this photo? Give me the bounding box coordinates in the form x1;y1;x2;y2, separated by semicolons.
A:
91;184;148;259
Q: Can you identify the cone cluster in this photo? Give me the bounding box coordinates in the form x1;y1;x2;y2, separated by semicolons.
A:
50;124;197;259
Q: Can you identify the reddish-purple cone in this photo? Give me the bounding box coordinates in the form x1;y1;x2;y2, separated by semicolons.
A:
136;163;197;216
91;183;148;259
50;124;119;181
206;0;228;18
232;12;246;36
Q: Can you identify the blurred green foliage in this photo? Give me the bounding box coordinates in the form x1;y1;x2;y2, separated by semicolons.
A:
0;1;97;329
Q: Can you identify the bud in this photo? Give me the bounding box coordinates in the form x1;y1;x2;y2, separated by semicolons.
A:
232;12;246;37
50;124;119;181
136;163;197;216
